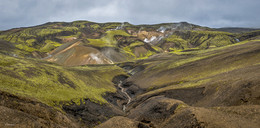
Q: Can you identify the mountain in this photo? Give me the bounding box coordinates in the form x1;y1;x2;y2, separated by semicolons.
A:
215;27;260;33
0;21;248;65
0;20;260;127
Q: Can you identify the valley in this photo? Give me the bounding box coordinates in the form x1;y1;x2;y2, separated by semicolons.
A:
0;20;260;128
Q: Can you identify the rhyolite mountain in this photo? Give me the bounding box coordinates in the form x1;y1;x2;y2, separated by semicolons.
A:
0;20;260;128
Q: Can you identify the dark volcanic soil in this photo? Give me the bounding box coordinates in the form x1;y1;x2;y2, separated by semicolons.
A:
62;99;123;128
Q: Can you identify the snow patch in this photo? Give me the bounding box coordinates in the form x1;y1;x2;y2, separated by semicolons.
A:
158;36;164;41
116;22;125;30
144;36;164;44
89;53;114;64
144;36;157;43
157;26;167;33
90;53;103;64
109;22;125;31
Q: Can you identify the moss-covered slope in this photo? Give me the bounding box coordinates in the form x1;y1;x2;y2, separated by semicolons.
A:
0;53;127;107
125;40;260;90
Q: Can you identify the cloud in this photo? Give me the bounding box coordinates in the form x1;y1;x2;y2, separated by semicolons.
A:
86;1;121;17
0;0;260;30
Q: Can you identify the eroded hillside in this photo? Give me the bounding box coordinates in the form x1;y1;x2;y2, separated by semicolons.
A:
0;21;260;128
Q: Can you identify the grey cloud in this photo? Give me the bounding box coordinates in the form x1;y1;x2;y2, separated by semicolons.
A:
0;0;260;30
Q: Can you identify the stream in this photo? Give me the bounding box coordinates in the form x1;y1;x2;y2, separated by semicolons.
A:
118;81;131;112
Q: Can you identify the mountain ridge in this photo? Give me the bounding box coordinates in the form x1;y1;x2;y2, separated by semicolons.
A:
1;20;259;66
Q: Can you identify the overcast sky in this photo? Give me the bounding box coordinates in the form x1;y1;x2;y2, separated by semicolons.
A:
0;0;260;30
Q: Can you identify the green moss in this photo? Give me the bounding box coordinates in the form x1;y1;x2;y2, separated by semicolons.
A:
175;103;188;111
163;35;188;50
161;30;235;51
151;46;163;52
90;24;100;30
137;50;155;60
165;35;187;43
0;54;127;108
39;40;62;53
58;32;82;39
188;30;235;48
172;39;258;55
62;27;79;32
88;30;130;48
34;27;78;37
169;49;184;53
1;26;78;45
122;44;156;60
140;40;260;89
123;46;136;58
210;35;234;47
102;23;122;30
15;44;37;52
35;29;63;37
190;30;232;35
6;35;25;43
162;48;221;69
26;39;36;46
184;54;260;81
58;35;76;39
0;56;17;66
141;78;211;97
105;30;131;37
0;23;80;56
0;34;7;39
87;38;114;47
129;41;144;47
72;21;90;28
149;47;260;90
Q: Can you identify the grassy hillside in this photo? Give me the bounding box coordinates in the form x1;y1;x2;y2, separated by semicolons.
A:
126;39;260;89
158;30;237;52
0;53;127;108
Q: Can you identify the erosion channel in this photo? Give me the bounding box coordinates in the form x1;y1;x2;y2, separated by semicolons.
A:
118;81;131;112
